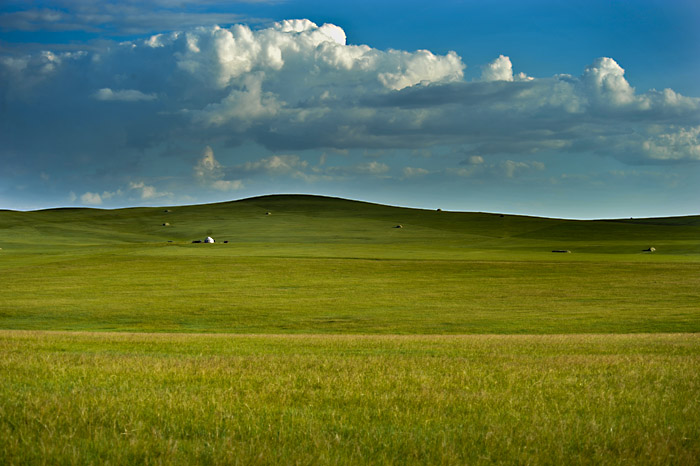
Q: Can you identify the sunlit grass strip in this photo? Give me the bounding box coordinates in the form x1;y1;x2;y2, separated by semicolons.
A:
2;256;700;334
2;331;699;464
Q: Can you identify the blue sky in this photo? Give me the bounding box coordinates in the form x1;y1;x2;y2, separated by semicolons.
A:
1;0;699;218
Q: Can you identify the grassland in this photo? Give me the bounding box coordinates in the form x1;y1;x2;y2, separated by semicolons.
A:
1;195;699;334
2;331;699;464
1;195;699;463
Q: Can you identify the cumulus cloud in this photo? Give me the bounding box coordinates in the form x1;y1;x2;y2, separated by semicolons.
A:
206;153;393;184
77;189;123;205
353;161;390;175
128;181;170;200
1;18;699;208
99;189;122;200
481;55;532;82
171;19;464;128
193;74;280;127
642;126;700;161
325;161;390;177
482;55;513;82
174;20;464;92
211;180;244;191
450;159;545;179
4;20;697;164
499;160;544;178
240;154;308;175
74;184;168;206
93;88;157;102
193;146;244;190
378;49;464;91
581;57;640;108
403;166;429;178
80;191;103;205
194;146;224;181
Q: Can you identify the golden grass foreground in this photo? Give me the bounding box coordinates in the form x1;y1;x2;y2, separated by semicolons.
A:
2;331;699;464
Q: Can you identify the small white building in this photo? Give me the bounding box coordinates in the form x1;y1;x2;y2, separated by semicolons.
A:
204;236;215;243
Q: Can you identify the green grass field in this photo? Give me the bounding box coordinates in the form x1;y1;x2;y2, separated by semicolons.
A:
1;195;699;463
2;194;699;334
2;332;699;464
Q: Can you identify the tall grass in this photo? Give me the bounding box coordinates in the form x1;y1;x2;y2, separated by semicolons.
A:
1;331;699;464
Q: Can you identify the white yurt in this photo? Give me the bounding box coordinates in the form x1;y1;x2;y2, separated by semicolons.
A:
204;236;215;243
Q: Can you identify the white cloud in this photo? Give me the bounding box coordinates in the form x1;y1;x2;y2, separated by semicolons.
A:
99;189;122;200
450;159;545;179
211;179;244;191
481;55;513;82
503;160;545;178
193;145;244;190
1;16;699;201
240;154;308;175
355;161;390;175
193;74;280;127
80;191;102;205
499;160;540;178
75;184;167;205
378;50;464;91
128;181;170;200
1;50;86;94
168;20;465;127
642;126;700;161
325;161;390;177
447;166;477;178
403;166;429;178
174;20;464;95
480;55;532;83
193;145;224;181
93;88;157;102
581;57;639;108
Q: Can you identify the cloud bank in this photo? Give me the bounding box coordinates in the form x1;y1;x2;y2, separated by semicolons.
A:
1;19;699;209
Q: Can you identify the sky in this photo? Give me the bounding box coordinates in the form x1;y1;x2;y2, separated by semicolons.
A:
1;0;699;218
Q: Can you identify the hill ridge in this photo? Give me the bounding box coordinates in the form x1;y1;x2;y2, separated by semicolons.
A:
0;194;698;258
8;194;700;223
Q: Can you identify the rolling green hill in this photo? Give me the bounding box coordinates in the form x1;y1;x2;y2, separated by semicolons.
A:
2;196;699;464
2;194;698;256
1;194;699;333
